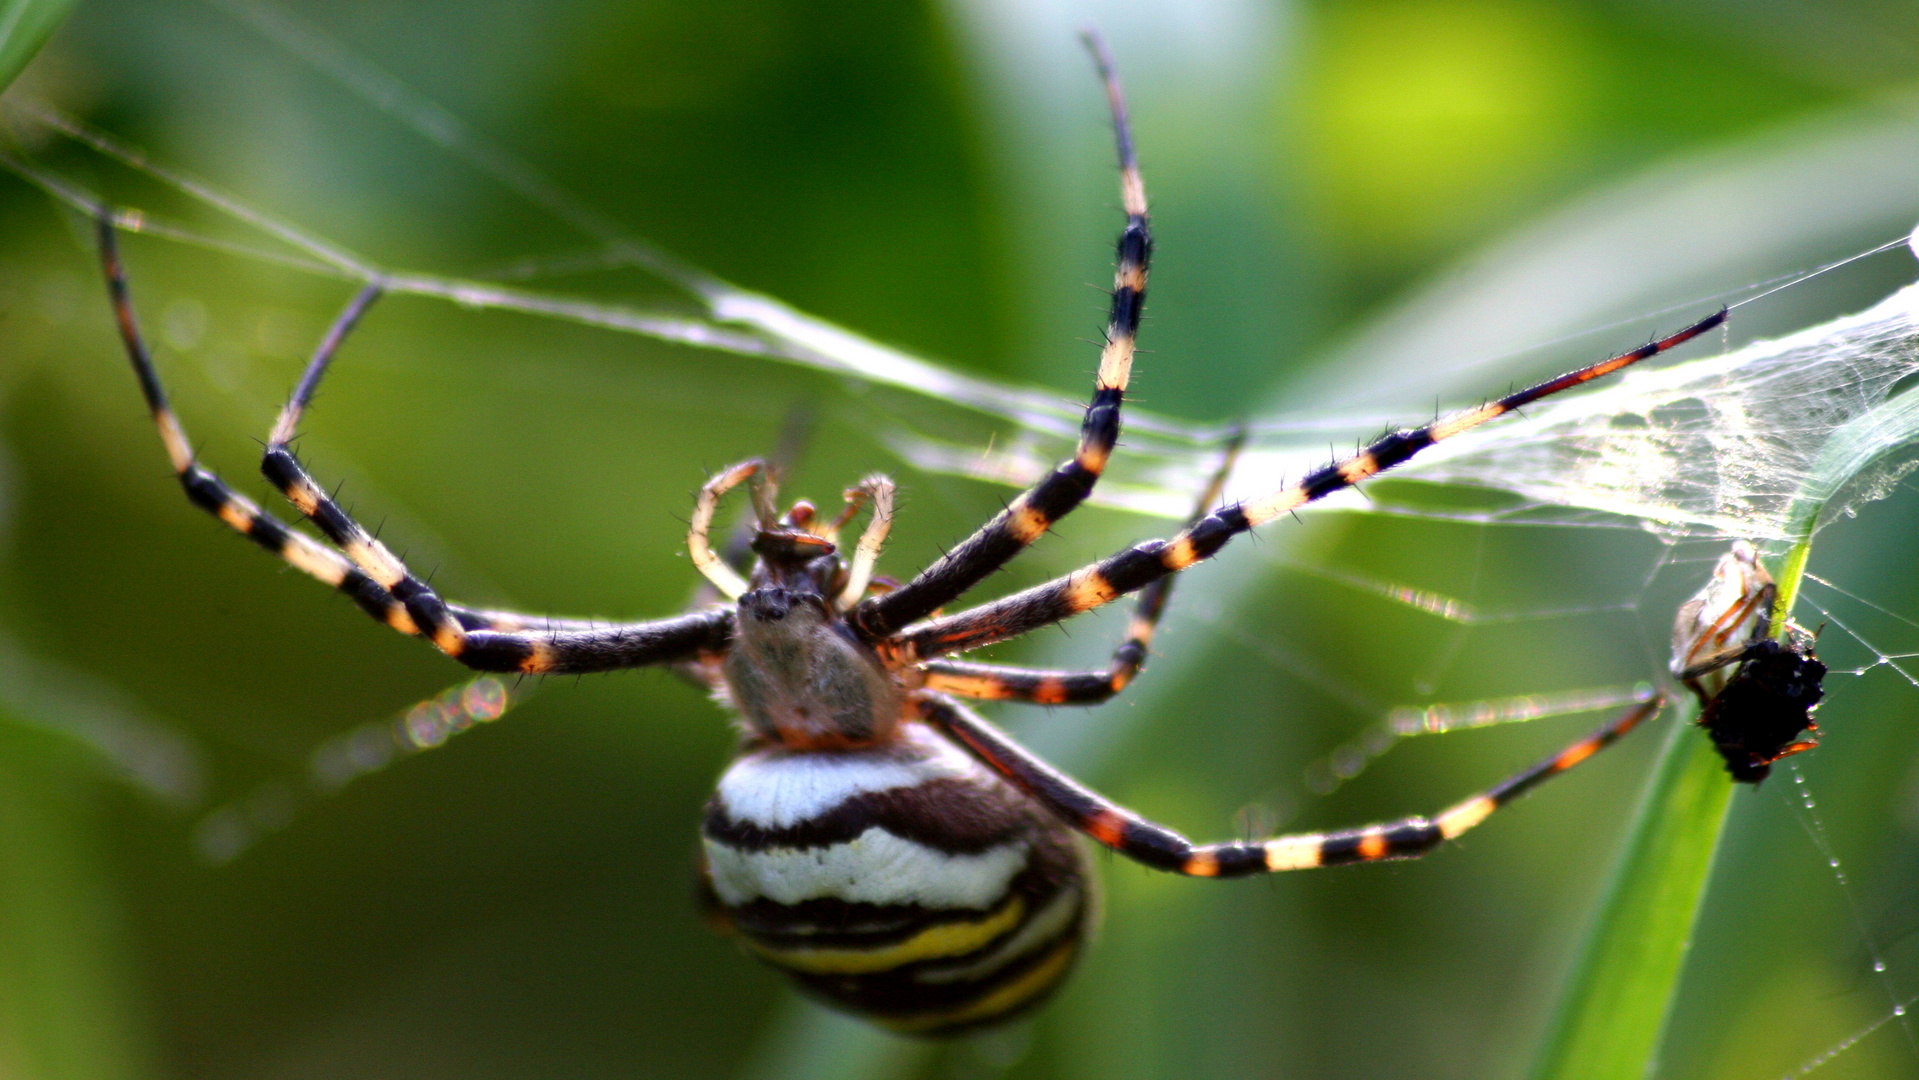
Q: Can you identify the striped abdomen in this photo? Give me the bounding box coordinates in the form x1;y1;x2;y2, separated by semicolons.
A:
700;725;1091;1035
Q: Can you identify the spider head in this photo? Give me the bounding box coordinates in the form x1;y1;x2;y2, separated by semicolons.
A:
746;526;841;595
742;499;844;598
690;461;893;617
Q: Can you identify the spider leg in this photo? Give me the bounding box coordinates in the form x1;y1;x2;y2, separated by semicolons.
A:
834;475;896;610
98;216;734;674
920;431;1244;705
97;217;421;630
849;32;1149;642
256;287;736;672
916;691;1663;877
1763;740;1819;765
889;309;1727;663
917;660;1132;705
1674;641;1764;684
253;280;492;656
687;460;770;600
1672;579;1774;678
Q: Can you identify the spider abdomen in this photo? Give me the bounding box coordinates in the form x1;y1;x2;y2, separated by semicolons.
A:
699;725;1091;1035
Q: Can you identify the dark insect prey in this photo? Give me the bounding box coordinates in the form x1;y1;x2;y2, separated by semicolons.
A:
1672;541;1826;784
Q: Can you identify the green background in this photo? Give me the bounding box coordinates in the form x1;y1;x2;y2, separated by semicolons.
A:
2;1;1919;1077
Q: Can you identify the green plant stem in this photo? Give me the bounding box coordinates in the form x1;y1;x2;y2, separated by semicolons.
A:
1527;697;1726;1080
1769;541;1813;631
1530;533;1818;1080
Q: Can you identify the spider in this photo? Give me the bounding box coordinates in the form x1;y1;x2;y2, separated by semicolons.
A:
94;33;1720;1035
1671;541;1826;784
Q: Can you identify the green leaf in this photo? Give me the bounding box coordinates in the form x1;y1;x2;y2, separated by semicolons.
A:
0;0;77;94
0;719;153;1080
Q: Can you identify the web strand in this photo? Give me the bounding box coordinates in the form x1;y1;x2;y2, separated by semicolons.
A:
1749;562;1919;1079
192;674;530;864
1784;991;1919;1080
11;90;1919;533
1779;760;1919;1070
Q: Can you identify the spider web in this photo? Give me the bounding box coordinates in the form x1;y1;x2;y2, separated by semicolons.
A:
9;98;1919;548
1214;530;1919;1080
1740;558;1919;1080
5;4;1919;1079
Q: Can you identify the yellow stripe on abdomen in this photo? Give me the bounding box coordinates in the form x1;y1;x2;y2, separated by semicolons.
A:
749;897;1027;975
877;937;1081;1035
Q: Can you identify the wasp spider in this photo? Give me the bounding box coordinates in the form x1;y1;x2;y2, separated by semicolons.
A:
96;33;1720;1035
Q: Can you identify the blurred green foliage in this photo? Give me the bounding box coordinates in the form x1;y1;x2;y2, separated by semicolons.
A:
1300;0;1841;294
0;0;76;94
2;1;1919;1078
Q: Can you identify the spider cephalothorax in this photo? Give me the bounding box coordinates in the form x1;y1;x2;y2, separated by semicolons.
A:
97;31;1723;1034
717;489;906;749
1672;541;1826;783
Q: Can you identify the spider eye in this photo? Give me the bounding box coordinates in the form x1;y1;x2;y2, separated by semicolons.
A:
739;587;797;621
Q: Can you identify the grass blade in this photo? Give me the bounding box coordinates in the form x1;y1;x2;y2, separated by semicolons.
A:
0;0;77;93
1526;697;1728;1080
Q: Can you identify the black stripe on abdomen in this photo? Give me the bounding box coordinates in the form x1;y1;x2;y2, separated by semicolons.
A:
700;753;1092;1034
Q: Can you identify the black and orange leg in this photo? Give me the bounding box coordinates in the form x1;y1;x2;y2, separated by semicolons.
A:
891;309;1728;663
849;31;1149;642
100;216;609;637
916;661;1131;705
919;430;1244;705
98;214;735;674
248;254;741;671
97;215;426;631
251;279;486;655
917;691;1663;877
